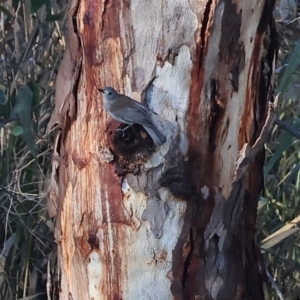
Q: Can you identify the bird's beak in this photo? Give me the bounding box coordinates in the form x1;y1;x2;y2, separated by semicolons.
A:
98;88;105;94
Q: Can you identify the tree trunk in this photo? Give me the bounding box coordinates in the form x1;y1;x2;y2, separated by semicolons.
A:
48;0;276;299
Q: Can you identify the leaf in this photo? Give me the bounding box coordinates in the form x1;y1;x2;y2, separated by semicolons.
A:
45;12;64;22
15;84;37;158
0;100;10;118
264;119;300;175
11;125;23;136
277;40;300;94
0;89;5;104
30;0;46;13
28;81;40;121
28;81;39;106
16;292;46;299
260;228;299;250
0;5;13;19
264;131;293;175
12;0;21;9
260;214;300;250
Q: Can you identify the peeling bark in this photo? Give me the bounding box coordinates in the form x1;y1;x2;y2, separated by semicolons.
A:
50;0;277;299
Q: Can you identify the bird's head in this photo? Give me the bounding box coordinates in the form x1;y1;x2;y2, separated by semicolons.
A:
98;86;118;101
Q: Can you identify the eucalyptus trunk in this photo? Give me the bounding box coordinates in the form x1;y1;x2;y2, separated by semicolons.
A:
48;0;276;299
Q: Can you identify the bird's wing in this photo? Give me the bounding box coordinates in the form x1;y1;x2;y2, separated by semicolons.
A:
113;106;154;127
110;95;155;126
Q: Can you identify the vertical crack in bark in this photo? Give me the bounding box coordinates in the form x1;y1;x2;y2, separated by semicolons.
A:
255;0;277;137
198;0;213;75
171;197;199;299
208;78;221;147
71;0;80;36
70;0;82;118
101;0;110;28
227;181;244;230
72;63;82;118
181;229;194;289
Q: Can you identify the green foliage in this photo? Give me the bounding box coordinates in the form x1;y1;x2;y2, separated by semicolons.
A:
277;41;300;94
30;0;47;13
11;125;23;136
258;4;300;297
30;0;66;22
0;0;66;298
45;12;65;22
264;119;300;175
15;84;37;157
0;89;5;104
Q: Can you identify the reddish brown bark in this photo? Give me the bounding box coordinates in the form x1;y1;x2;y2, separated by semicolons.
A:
48;0;276;299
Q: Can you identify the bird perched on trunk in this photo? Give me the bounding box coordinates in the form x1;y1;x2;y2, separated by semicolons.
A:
98;87;166;146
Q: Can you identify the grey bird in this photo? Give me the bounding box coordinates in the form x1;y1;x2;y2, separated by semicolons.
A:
98;87;166;146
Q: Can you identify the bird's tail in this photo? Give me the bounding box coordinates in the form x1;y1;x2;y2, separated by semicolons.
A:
143;125;166;146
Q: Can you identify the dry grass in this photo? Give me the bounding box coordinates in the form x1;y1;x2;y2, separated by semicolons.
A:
0;0;67;299
258;1;300;299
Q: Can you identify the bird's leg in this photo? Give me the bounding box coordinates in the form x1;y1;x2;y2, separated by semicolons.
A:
116;125;132;137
